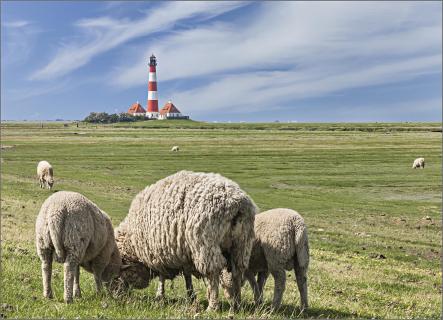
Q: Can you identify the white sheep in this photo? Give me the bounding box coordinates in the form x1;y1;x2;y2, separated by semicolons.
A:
171;146;179;152
222;208;309;311
35;191;122;303
412;157;425;169
114;170;257;311
37;160;54;189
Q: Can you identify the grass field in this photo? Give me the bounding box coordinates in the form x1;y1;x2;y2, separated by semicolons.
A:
1;121;441;319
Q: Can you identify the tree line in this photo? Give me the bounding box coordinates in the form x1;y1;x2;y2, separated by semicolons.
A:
83;112;146;123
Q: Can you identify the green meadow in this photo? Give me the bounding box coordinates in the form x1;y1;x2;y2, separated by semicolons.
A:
1;121;441;318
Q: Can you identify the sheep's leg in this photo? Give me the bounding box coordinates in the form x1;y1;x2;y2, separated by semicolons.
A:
206;273;220;311
294;262;308;310
155;275;165;300
227;265;243;313
270;270;286;309
92;264;105;293
63;260;77;303
73;265;81;298
184;273;196;301
245;270;261;305
40;250;53;299
257;271;269;303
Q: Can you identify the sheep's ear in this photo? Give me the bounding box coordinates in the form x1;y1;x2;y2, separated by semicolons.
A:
120;264;132;271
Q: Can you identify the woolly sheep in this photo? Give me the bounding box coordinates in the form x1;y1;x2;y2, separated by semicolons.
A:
171;145;179;152
412;157;425;169
37;160;54;189
114;170;257;311
35;191;122;303
222;208;309;311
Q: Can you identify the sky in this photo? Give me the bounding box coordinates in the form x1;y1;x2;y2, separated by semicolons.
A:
1;1;442;122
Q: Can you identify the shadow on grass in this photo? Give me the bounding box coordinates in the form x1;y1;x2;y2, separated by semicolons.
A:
215;300;367;319
110;289;366;318
280;303;366;319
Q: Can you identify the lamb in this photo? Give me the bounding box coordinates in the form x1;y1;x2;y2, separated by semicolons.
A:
171;146;179;152
412;157;425;169
114;170;257;311
35;191;122;303
37;160;54;189
222;208;309;311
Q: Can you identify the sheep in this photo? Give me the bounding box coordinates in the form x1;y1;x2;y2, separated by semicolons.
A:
113;170;257;311
222;208;309;311
37;160;54;189
171;146;179;152
412;157;425;169
35;191;122;303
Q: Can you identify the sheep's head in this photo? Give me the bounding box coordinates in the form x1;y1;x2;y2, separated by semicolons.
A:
107;259;154;295
47;177;54;189
102;247;122;283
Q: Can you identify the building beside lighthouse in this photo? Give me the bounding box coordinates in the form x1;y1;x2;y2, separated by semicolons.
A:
126;54;189;120
127;102;146;116
159;100;189;120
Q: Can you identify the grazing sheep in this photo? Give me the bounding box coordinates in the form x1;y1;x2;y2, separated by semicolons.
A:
222;208;309;311
37;161;54;189
171;146;179;152
35;191;122;303
412;157;425;169
114;170;257;311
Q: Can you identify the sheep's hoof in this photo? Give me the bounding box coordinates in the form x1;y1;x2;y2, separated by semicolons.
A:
43;291;53;299
64;297;73;304
187;292;197;302
155;294;165;301
74;290;81;298
206;303;220;312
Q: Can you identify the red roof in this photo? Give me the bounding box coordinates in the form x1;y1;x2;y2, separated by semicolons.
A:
128;102;146;114
160;101;181;115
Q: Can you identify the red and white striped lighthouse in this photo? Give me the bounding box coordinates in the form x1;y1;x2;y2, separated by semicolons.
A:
146;54;159;119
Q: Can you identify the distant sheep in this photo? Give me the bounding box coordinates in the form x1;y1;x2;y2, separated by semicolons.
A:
37;161;54;189
35;191;122;303
171;146;179;152
412;157;425;169
222;208;309;311
114;170;257;311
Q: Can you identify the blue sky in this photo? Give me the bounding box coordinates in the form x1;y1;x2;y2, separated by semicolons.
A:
1;1;442;122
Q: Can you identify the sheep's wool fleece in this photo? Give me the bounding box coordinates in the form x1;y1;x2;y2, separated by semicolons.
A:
35;191;116;264
254;208;308;271
116;170;257;277
37;161;53;177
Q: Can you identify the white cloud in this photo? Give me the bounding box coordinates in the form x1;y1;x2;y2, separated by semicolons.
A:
4;80;70;102
2;20;39;66
2;20;30;28
112;2;441;84
29;1;248;80
186;54;440;113
107;1;441;116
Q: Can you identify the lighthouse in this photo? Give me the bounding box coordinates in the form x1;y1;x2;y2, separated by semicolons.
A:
146;54;159;119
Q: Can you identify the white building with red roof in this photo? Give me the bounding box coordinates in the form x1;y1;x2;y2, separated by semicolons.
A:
158;100;189;120
127;102;146;116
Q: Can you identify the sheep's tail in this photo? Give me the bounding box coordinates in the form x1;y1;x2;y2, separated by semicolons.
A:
293;224;309;310
294;225;309;270
48;213;66;263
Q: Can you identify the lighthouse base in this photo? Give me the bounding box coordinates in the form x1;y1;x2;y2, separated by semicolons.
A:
146;112;159;119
